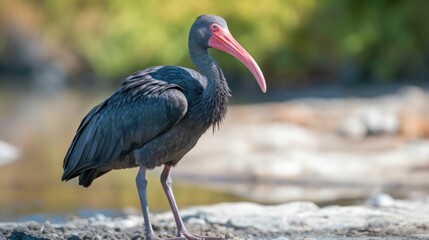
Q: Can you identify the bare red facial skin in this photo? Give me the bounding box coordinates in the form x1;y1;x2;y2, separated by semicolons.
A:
208;23;266;93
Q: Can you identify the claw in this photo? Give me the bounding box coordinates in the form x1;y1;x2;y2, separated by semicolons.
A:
148;233;186;240
181;231;225;240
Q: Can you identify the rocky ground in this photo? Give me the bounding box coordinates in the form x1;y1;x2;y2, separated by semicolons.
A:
176;86;429;204
1;194;428;240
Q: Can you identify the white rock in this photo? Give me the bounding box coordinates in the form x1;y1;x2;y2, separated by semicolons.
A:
361;108;399;135
368;193;395;207
338;115;367;139
338;107;399;138
0;140;20;166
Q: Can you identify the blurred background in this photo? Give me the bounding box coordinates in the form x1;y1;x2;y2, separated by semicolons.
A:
0;0;428;222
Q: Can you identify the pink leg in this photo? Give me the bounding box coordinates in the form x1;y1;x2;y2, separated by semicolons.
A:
136;167;185;240
161;165;225;240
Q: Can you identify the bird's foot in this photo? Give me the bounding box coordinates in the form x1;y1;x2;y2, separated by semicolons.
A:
180;231;225;240
147;233;186;240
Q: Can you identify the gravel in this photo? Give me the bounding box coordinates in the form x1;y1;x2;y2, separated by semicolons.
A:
1;195;428;240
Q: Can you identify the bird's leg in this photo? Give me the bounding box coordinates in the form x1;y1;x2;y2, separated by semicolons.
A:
136;166;185;240
136;167;157;239
160;165;187;234
161;165;224;240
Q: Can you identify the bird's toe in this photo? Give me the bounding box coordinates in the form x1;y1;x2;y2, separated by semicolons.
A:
181;231;225;240
148;234;186;240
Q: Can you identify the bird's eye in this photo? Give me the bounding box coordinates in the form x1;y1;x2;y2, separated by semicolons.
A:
210;23;219;32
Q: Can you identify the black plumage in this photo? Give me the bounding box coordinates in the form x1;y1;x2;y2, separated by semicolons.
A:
62;65;227;186
62;15;265;240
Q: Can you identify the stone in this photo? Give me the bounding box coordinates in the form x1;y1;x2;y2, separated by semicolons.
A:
338;115;367;139
0;140;20;167
368;193;395;207
337;107;400;138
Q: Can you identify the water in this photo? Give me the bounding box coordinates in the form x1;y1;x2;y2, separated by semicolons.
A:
0;160;246;222
0;88;246;222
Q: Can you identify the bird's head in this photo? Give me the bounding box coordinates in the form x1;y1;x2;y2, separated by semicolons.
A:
190;15;266;93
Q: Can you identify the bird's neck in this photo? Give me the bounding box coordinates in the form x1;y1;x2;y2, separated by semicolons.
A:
189;40;231;128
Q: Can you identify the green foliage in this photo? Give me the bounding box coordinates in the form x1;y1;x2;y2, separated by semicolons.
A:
287;0;429;83
1;0;428;84
0;0;315;82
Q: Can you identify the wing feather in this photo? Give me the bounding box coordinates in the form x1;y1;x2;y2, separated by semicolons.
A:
62;67;188;182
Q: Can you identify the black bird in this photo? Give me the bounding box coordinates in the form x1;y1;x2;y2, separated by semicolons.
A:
62;15;266;240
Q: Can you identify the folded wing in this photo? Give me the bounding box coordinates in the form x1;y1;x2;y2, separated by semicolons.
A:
62;67;188;185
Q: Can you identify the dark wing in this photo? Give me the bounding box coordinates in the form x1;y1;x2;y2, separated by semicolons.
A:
62;67;188;183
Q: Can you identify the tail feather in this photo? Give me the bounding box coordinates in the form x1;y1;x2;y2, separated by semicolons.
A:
78;169;110;187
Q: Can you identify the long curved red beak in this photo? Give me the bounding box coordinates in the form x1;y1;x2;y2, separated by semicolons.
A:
208;26;267;93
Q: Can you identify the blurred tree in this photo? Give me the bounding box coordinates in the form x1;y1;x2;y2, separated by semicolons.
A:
0;0;315;86
287;0;429;84
0;0;428;87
